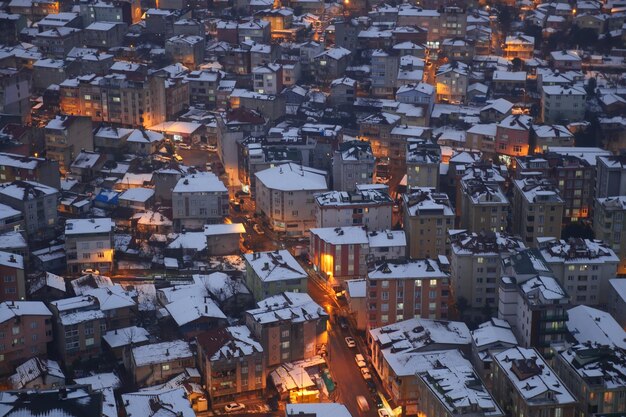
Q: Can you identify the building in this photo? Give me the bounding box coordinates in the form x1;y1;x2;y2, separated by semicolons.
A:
9;357;64;390
49;295;107;364
503;35;535;59
416;353;504;417
0;386;104;416
0;153;60;189
368;318;471;416
44;115;93;174
255;163;328;236
449;230;525;314
196;325;265;404
406;140;440;189
65;218;114;275
470;318;518;386
371;50;399;98
492;347;577;417
244;292;328;366
0;181;59;241
367;258;450;328
435;61;470;103
512;177;564;247
314;188;393;230
243;250;307;300
252;63;283;95
495;114;532;159
172;173;229;231
549;50;582;71
0;251;25;302
539;238;619;306
130;340;194;387
84;22;127;48
329;77;357;106
595;155;626;198
203;223;245;256
459;175;509;233
498;250;570;354
541;85;586;124
312;47;352;83
530;125;574;153
608;278;626;329
309;227;406;284
0;68;30;119
331;141;375;191
403;187;455;258
165;35;205;69
0;301;53;374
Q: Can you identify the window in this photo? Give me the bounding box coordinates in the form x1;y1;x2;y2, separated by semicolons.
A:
85;337;94;346
281;330;289;338
429;279;438;286
162;364;170;371
281;341;290;349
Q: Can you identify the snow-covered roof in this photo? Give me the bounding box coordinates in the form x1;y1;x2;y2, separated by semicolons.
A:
0;301;51;324
550;50;581;61
165;295;226;327
247;292;327;325
70;150;102;169
103;326;150;349
255;163;327;192
497;114;532;131
0;250;23;269
29;272;66;295
203;223;246;236
368;259;447;281
315;189;393;207
122;388;195;417
244;250;307;283
540;238;619;264
0;152;46;170
83;285;136;311
513;177;563;204
118;187;154;203
403;187;454;217
471;318;518;349
494;347;576;405
133;211;172;227
0;180;58;201
519;275;567;302
315;46;351;60
369;318;471;377
546;146;610;166
197;325;263;361
65;218;113;235
71;274;113;295
9;357;64;389
451;230;525;256
132;340;192;367
346;278;366;298
173;172;227;193
167;232;207;251
567;305;626;349
481;98;513;114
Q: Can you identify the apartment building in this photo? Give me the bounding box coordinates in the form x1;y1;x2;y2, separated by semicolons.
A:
49;295;107;364
252;63;283;95
59;64;167;128
403;187;455;258
595;155;626;198
492;347;577;417
244;292;327;366
470;318;518;386
44;115;93;174
0;153;60;189
0;251;25;302
65;218;114;275
315;188;393;230
130;340;194;387
0;181;58;241
368;318;471;416
503;35;535;59
541;85;586;124
367;258;450;328
331;141;375;191
593;196;626;274
512;177;565;247
435;61;469;103
243;250;307;300
0;67;30;119
0;301;52;374
197;325;265;405
539;238;619;306
459;175;509;233
406;140;440;188
495;114;532;159
530;124;574;153
309;227;405;283
498;250;570;355
172;173;229;231
371;50;399;98
165;35;205;70
449;230;525;313
255;163;328;236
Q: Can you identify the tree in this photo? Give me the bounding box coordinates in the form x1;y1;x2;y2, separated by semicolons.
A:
585;77;597;97
454;296;469;319
511;57;523;72
561;221;595;240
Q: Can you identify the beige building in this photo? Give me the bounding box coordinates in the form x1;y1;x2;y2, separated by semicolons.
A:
541;85;586;124
512;177;564;247
503;35;535;59
243;250;307;300
435;61;469;103
403;187;455;258
130;340;194;387
255;163;327;236
593;196;626;275
65;218;114;275
406;140;440;188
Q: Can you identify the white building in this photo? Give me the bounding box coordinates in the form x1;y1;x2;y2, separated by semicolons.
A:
65;218;114;275
255;163;328;236
172;173;229;231
252;63;282;95
331;141;375;191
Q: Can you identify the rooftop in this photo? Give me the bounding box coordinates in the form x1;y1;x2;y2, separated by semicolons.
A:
132;340;192;367
244;250;307;283
403;187;454;217
246;292;327;325
255;163;327;192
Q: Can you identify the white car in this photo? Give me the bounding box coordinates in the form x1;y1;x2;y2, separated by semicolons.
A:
224;403;245;412
355;353;366;368
253;224;264;235
345;337;356;348
378;409;390;417
361;367;372;379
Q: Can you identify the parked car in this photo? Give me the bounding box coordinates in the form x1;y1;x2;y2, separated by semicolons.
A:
357;396;370;412
378;409;390;417
253;223;264;235
361;367;372;380
225;403;245;412
345;337;356;348
355;353;366;368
